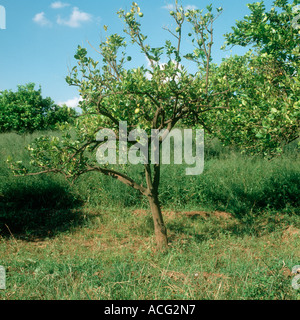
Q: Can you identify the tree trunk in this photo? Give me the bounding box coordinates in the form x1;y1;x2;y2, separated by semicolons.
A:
148;192;168;251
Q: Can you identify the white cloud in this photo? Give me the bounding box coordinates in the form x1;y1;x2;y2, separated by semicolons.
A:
145;59;183;82
58;96;83;110
51;2;70;9
162;4;198;11
33;12;52;27
162;4;176;11
57;7;92;28
185;5;198;11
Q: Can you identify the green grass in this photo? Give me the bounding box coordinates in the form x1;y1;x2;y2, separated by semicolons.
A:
0;207;299;300
0;131;299;300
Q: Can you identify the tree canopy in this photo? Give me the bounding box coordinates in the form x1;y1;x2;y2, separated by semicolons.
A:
199;0;300;155
0;83;77;133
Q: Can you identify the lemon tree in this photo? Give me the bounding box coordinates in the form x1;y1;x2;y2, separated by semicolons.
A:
200;0;300;156
9;2;226;250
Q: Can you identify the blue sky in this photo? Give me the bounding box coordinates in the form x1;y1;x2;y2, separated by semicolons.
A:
0;0;276;108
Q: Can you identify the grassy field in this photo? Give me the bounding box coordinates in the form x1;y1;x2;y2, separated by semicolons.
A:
0;132;299;300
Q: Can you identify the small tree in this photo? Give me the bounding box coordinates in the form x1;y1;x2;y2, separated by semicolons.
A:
9;2;228;250
0;83;77;133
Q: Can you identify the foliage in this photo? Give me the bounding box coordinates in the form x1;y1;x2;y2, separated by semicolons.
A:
15;2;226;177
199;0;300;156
200;52;299;155
224;0;300;69
0;83;77;133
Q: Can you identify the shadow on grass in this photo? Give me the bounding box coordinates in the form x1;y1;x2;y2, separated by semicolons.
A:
166;209;299;244
0;178;84;240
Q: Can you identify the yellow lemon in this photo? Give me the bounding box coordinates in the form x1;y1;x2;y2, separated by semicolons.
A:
135;108;140;114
